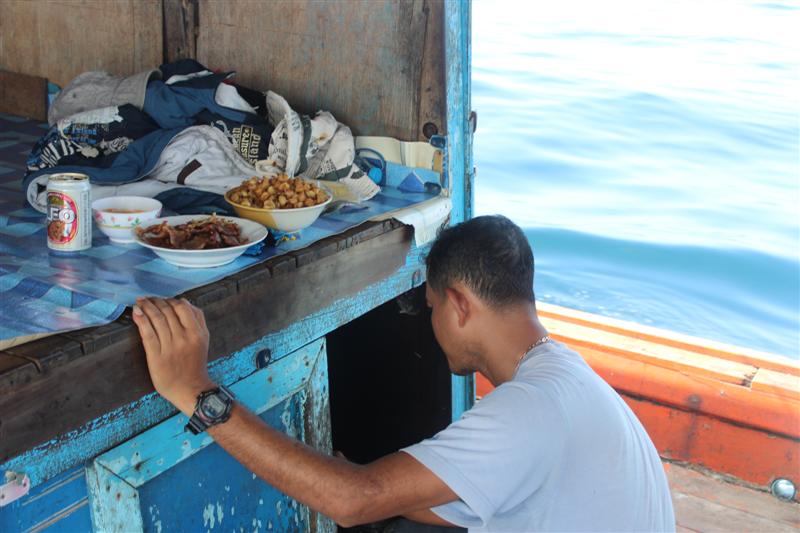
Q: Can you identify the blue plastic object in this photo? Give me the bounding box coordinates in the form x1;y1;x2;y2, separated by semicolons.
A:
428;134;447;150
355;148;387;186
367;167;383;184
399;171;426;193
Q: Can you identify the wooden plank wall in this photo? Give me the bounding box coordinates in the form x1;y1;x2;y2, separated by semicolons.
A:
0;70;47;120
0;0;163;88
196;0;445;139
163;0;197;63
0;0;444;139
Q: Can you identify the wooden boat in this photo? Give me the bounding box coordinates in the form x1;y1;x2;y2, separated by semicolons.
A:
1;1;797;532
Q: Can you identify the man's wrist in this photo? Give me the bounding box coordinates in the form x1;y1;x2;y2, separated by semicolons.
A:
171;379;218;417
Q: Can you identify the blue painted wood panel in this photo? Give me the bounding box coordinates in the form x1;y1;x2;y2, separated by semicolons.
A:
83;338;332;533
138;395;308;533
0;464;91;533
445;0;476;420
445;0;473;225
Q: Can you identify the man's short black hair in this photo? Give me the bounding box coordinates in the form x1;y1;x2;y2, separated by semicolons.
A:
426;215;535;307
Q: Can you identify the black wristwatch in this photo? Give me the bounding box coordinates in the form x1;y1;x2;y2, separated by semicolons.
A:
185;384;236;435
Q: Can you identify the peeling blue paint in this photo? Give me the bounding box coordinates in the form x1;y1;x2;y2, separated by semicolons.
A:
203;502;216;529
0;465;91;532
134;392;312;532
85;461;144;532
93;342;323;489
79;340;329;532
445;0;477;420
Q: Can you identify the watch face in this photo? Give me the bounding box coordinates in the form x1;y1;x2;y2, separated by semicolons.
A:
201;394;228;419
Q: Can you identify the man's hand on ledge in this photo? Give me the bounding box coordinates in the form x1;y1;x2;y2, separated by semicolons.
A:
132;297;216;416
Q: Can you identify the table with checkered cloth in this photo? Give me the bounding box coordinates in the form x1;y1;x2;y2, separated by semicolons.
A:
0;113;438;342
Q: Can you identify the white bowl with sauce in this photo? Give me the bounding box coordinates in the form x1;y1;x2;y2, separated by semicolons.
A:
91;196;163;244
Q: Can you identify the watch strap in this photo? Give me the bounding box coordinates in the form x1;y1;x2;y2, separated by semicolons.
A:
186;413;206;435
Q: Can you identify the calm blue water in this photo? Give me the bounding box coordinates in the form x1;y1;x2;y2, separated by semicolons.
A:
472;0;799;357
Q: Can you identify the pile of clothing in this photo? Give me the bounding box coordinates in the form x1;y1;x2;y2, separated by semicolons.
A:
24;59;379;214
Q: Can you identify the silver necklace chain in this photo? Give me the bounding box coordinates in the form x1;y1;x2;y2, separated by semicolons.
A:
514;335;550;375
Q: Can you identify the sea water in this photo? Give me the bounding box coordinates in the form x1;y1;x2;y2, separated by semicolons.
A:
472;0;799;357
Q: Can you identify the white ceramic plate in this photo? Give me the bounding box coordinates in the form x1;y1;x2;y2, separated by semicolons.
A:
133;215;268;268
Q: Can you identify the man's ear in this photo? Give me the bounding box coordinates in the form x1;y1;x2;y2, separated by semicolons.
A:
444;287;471;328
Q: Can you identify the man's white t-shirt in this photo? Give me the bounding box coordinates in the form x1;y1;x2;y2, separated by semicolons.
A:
402;340;675;532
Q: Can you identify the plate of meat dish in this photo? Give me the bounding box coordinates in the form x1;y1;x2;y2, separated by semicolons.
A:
134;215;268;268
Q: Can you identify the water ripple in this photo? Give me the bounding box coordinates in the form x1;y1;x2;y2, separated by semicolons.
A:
473;0;800;357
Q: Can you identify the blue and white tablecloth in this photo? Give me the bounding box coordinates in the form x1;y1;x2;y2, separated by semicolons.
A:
0;113;438;342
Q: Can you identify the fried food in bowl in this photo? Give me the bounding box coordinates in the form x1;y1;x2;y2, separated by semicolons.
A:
225;174;332;232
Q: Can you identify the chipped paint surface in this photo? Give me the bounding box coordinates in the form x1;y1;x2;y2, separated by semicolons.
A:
85;461;144;532
445;0;477;421
92;340;324;490
77;354;324;531
304;343;336;532
202;502;216;529
130;392;310;532
1;392;172;490
444;0;473;225
148;505;163;533
0;465;92;532
84;345;326;532
8;339;325;531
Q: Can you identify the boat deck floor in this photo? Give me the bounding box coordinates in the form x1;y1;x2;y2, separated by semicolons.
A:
667;462;799;532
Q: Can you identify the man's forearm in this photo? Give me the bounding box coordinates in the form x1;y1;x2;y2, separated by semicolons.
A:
204;402;454;527
206;402;365;524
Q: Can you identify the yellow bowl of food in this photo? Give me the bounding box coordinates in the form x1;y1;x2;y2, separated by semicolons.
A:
225;175;332;233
